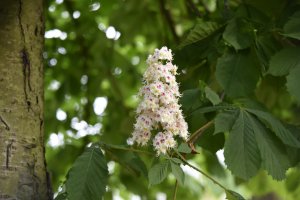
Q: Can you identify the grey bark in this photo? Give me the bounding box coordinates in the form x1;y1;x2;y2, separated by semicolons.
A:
0;0;51;199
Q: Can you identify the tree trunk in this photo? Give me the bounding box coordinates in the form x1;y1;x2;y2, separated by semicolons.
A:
0;0;51;199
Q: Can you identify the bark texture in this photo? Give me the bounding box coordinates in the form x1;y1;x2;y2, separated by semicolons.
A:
0;0;51;199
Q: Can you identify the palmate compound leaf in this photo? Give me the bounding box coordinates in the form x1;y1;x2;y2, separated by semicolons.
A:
224;109;261;180
216;51;260;97
179;20;223;48
249;115;291;180
221;107;294;180
148;160;170;186
246;108;300;148
66;145;108;200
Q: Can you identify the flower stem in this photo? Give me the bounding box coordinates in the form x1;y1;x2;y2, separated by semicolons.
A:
172;180;179;200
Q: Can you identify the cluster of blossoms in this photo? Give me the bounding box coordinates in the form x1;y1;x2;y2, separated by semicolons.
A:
128;47;189;155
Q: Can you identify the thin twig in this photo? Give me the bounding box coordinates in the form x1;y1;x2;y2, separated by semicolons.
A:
172;180;179;200
176;151;227;191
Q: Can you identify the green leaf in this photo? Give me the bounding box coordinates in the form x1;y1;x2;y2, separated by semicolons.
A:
170;157;182;164
66;146;109;200
223;18;253;50
214;109;239;134
223;107;295;180
283;11;300;40
148;160;170;185
216;51;260;97
179;20;222;48
170;161;185;185
254;35;281;70
204;86;221;105
177;143;192;154
177;143;192;153
249;116;290;180
224;110;261;180
286;65;300;103
190;105;232;115
268;47;300;76
225;190;246;200
246;108;300;147
180;89;202;112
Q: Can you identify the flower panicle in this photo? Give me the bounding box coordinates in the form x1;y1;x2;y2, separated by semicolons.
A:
129;47;189;155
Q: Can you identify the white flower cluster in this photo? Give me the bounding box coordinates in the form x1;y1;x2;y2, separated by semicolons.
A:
128;47;189;155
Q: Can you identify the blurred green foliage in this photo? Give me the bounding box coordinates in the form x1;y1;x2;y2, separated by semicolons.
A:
45;0;300;199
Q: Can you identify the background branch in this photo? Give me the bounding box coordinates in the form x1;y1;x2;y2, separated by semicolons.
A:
159;0;180;43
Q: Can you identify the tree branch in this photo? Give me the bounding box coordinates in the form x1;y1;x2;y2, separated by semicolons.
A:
186;0;202;17
159;0;180;43
99;142;155;156
188;120;214;144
